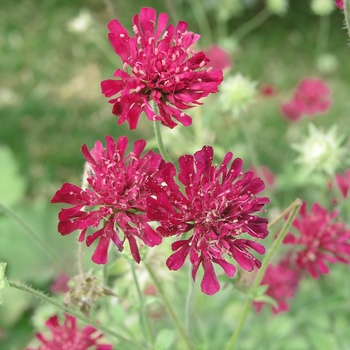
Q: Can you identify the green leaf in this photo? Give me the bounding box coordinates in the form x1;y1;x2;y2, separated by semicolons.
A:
154;329;175;350
0;146;26;207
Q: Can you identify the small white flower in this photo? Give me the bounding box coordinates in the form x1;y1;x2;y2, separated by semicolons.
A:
292;123;346;175
219;73;258;118
67;9;93;33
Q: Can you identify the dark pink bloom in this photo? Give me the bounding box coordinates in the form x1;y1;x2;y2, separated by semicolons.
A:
203;44;233;71
51;136;164;264
259;83;277;97
284;202;350;278
101;7;223;129
249;165;276;188
335;169;350;198
26;314;112;350
146;146;270;295
335;0;344;10
281;78;332;121
253;257;301;314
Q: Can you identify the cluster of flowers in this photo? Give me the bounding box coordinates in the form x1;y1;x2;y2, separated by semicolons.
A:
255;193;350;314
51;7;269;298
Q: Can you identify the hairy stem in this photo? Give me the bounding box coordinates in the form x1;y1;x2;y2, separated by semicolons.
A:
8;280;143;349
153;120;172;162
224;199;302;350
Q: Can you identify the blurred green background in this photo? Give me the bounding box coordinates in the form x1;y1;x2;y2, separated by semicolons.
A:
1;0;350;349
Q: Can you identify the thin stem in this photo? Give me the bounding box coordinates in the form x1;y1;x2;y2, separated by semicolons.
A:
185;265;195;332
224;199;302;350
232;9;271;42
187;0;213;44
344;0;350;40
315;15;330;58
8;280;142;349
0;202;72;275
153;120;172;163
144;262;194;350
130;261;154;345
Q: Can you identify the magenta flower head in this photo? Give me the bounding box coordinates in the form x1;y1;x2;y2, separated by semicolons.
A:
284;202;350;278
335;0;344;10
26;314;112;350
101;7;223;130
253;256;301;314
51;136;164;264
146;146;270;295
281;78;332;121
335;169;350;198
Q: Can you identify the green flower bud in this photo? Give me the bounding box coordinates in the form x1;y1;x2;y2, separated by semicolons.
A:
310;0;335;16
266;0;289;16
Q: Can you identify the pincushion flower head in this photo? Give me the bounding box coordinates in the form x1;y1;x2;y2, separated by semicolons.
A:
253;256;301;314
292;123;346;175
284;202;350;278
146;146;270;295
26;314;112;350
51;136;164;264
101;7;223;130
281;78;332;121
335;0;344;10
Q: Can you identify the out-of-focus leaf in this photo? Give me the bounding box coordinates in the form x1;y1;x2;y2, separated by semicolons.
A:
0;146;26;207
154;329;175;350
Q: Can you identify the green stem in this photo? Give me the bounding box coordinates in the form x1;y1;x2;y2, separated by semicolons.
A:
153;120;172;162
8;280;142;349
232;8;271;42
185;266;195;332
187;0;213;45
0;202;73;275
224;198;302;350
315;15;330;58
130;261;154;345
345;0;350;40
144;262;194;350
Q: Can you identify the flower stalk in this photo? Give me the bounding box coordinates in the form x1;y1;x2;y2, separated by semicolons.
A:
8;280;142;349
224;198;302;350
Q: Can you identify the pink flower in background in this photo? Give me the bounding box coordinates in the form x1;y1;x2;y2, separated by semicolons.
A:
26;314;112;350
203;44;233;71
249;165;276;188
335;169;350;198
259;83;278;97
281;78;332;121
284;202;350;278
101;7;223;129
335;0;344;10
51;136;164;264
146;146;270;295
253;257;301;314
50;272;70;294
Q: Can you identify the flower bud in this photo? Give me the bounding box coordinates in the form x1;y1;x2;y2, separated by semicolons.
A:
310;0;335;16
266;0;289;16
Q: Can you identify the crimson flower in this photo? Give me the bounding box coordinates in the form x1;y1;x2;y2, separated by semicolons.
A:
284;202;350;278
26;314;112;350
51;136;164;264
101;7;223;129
203;44;233;71
146;146;270;295
281;78;332;121
335;0;344;10
335;169;350;198
253;256;301;314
